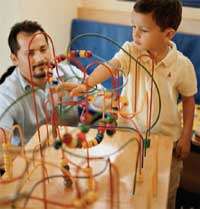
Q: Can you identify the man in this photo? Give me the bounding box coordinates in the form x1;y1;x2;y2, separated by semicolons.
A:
0;20;82;167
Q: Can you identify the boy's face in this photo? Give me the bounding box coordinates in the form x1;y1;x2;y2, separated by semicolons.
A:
131;11;173;53
11;31;52;88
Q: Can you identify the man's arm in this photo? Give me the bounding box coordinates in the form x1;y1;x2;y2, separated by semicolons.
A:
175;95;195;159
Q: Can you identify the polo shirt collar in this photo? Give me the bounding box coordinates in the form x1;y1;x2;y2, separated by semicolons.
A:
137;41;177;67
159;41;177;67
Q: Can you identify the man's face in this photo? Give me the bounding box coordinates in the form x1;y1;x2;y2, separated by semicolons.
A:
131;11;170;53
11;31;52;87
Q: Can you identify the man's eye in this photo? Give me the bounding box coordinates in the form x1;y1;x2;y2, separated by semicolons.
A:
41;47;47;52
28;51;34;56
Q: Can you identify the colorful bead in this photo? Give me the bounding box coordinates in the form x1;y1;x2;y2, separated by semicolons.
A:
60;159;70;171
70;137;78;148
95;133;104;144
82;141;88;148
136;171;144;183
77;132;86;142
73;199;83;208
91;139;98;146
76;139;82;148
69;50;76;58
75;50;80;57
120;96;128;106
97;126;106;134
62;133;73;145
79;50;85;57
85;50;92;58
143;138;150;149
105;113;113;123
88;140;94;148
64;176;73;187
54;139;62;149
83;191;97;204
79;124;90;133
106;129;115;136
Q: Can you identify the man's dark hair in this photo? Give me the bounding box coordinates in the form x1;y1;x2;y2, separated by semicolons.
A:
0;66;16;84
8;20;46;55
133;0;182;31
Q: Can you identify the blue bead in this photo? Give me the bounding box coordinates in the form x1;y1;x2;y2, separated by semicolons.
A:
95;133;104;143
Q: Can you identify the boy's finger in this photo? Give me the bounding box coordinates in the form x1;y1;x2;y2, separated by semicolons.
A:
62;82;78;91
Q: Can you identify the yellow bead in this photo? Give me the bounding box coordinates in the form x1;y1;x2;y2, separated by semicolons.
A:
84;191;97;204
60;158;69;167
91;139;98;146
79;50;85;57
120;96;128;105
88;141;93;148
69;137;78;148
82;141;88;148
73;199;83;208
88;178;95;190
136;172;144;183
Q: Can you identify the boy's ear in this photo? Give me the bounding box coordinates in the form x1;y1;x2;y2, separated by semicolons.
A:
10;53;18;66
164;28;176;40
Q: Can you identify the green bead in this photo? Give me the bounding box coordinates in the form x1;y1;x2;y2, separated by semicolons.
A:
64;164;70;170
79;124;90;133
143;138;150;149
54;139;62;150
106;129;115;136
105;114;113;123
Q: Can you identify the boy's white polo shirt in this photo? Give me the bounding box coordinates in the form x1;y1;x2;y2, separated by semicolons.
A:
114;41;197;141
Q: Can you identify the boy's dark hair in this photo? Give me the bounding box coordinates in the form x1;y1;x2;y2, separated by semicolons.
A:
133;0;182;31
8;20;46;55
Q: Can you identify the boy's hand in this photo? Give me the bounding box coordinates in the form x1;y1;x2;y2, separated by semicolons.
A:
50;82;79;95
50;82;88;97
69;84;88;96
175;136;191;160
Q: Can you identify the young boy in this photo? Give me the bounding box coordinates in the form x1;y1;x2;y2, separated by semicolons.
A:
68;0;197;208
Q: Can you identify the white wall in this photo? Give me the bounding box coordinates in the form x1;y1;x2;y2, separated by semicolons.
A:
80;0;200;34
0;0;79;75
80;0;132;11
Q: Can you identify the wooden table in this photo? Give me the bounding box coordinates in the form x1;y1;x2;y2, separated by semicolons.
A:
0;126;173;209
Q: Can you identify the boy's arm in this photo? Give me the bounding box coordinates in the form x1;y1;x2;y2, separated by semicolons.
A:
175;95;195;160
70;59;121;96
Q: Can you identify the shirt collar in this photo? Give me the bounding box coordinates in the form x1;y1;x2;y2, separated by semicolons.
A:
159;41;177;67
16;65;66;92
16;67;32;91
136;41;177;67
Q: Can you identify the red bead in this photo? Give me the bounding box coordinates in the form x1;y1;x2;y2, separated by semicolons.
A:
106;123;112;129
97;126;105;134
69;50;76;58
85;50;92;57
62;133;73;145
77;132;86;142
